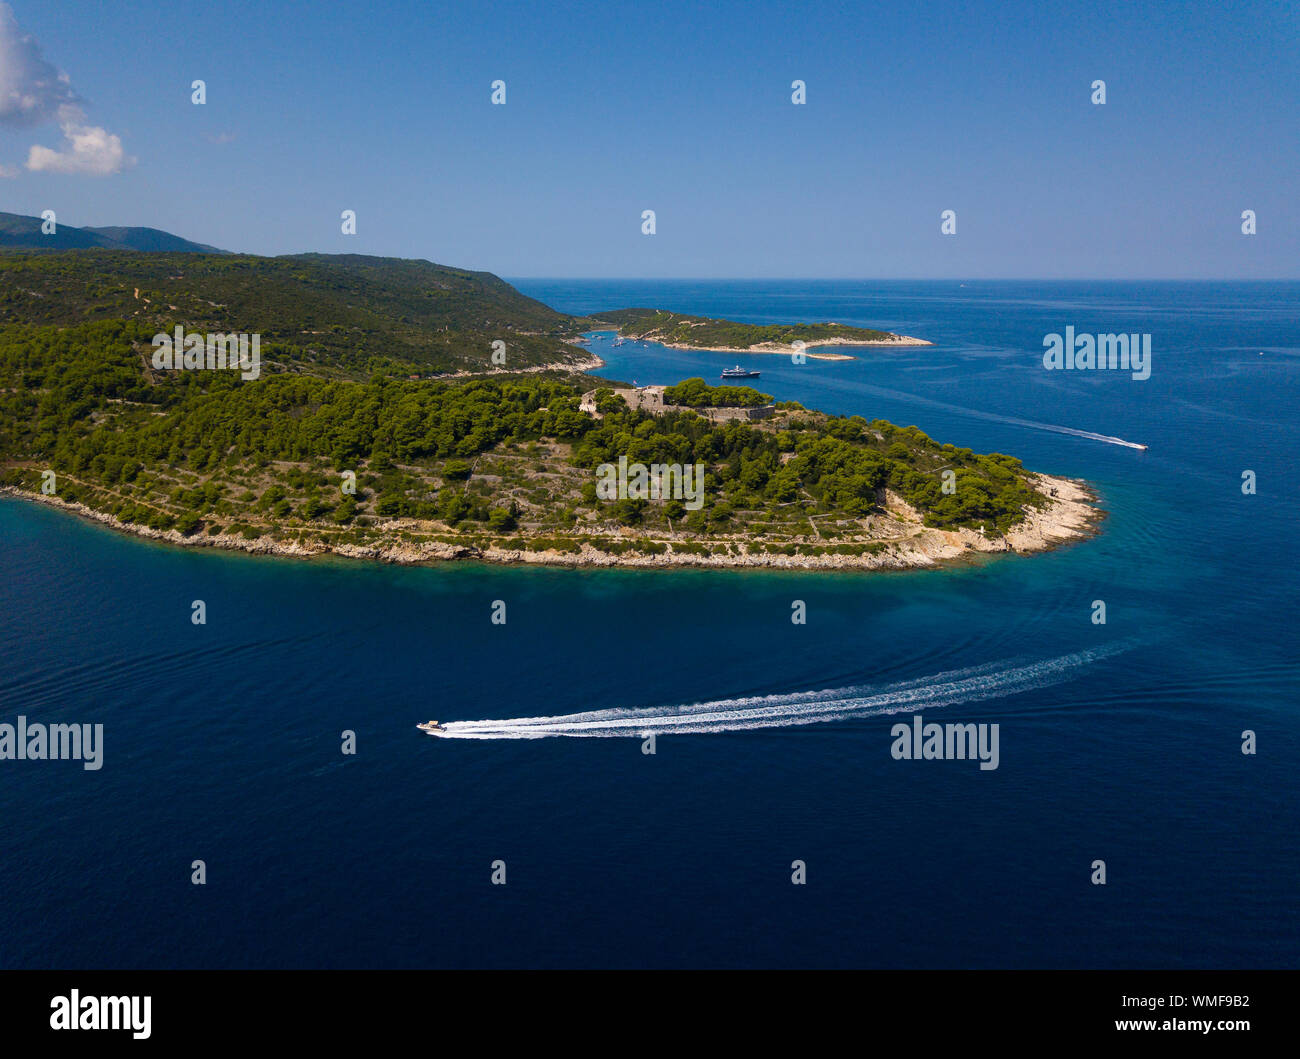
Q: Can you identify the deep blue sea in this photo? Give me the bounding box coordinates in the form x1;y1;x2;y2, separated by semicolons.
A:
1;280;1296;968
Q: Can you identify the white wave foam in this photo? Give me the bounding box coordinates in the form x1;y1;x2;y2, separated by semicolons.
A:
849;382;1147;449
437;643;1132;739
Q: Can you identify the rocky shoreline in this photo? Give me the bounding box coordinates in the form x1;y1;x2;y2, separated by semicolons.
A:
631;333;932;358
1;473;1102;573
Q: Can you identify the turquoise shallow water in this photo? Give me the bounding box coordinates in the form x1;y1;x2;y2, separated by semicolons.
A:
0;280;1296;967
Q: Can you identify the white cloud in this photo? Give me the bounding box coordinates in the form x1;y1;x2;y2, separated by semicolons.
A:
26;105;133;175
0;3;131;175
0;2;80;126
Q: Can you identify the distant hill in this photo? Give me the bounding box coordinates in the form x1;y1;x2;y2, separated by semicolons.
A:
0;247;591;375
0;212;226;253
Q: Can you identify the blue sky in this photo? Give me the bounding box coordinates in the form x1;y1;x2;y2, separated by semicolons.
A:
1;0;1296;277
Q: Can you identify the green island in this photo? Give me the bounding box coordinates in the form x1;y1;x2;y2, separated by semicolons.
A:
0;248;1098;570
595;308;932;355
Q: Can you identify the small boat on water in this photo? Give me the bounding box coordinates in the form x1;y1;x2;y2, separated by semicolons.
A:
721;365;761;379
417;720;447;736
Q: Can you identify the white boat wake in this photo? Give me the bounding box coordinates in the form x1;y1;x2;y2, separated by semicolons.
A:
849;382;1148;449
435;642;1133;739
983;415;1148;450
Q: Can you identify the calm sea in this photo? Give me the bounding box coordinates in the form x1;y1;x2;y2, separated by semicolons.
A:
1;280;1295;967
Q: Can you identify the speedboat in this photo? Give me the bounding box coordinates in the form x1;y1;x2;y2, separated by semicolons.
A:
416;720;447;735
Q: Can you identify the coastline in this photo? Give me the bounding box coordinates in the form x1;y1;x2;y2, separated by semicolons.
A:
601;332;932;360
1;473;1102;573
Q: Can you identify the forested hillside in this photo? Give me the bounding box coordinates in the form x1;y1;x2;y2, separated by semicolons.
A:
0;320;1048;559
0;249;590;375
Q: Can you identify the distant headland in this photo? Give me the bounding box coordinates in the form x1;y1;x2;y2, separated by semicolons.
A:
591;308;932;358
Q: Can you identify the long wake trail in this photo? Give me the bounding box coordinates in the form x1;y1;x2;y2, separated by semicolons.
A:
437;642;1133;739
846;381;1148;449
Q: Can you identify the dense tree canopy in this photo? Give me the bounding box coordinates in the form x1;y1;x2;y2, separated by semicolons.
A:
0;319;1045;549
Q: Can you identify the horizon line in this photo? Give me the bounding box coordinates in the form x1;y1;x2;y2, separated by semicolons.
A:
503;275;1300;283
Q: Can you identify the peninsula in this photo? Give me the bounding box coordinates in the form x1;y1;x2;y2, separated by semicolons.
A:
0;237;1098;572
594;308;932;358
